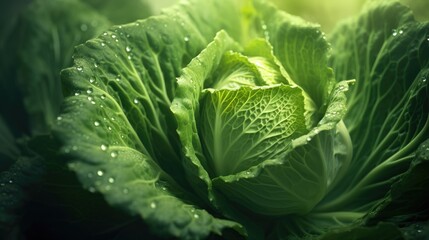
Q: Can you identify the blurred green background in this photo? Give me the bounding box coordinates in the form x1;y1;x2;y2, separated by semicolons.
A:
2;0;428;34
152;0;429;32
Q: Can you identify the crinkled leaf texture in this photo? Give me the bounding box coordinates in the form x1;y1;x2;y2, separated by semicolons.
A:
55;0;252;239
266;0;429;239
171;0;351;220
55;0;429;239
0;0;152;136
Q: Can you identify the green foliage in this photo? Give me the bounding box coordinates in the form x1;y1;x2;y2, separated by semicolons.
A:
1;0;428;239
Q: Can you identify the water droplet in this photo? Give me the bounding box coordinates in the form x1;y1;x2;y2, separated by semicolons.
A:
306;137;312;142
76;66;83;71
392;29;398;37
91;100;96;105
80;24;88;32
184;36;189;42
108;126;112;131
127;55;132;60
89;77;95;83
94;121;100;127
261;24;267;30
111;34;117;39
110;151;118;158
57;116;63;121
87;88;93;94
150;202;157;208
100;94;106;100
125;46;132;52
133;98;139;104
111;117;116;121
87;96;93;101
193;214;199;219
100;144;108;151
97;170;104;176
101;42;106;47
399;29;404;34
108;177;115;183
8;180;13;184
74;92;80;96
94;63;98;68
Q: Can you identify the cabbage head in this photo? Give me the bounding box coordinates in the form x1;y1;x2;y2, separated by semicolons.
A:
52;0;429;239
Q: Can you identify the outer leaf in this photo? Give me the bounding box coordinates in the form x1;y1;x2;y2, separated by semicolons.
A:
55;0;251;238
324;0;429;211
276;1;429;239
364;139;429;228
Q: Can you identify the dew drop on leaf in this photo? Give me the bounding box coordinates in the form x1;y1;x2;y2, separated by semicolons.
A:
110;151;118;158
97;170;104;176
94;121;100;127
100;144;108;151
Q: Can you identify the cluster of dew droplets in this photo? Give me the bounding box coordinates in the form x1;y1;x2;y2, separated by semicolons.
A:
392;28;404;37
86;168;119;193
261;21;269;40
